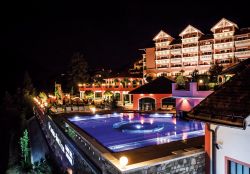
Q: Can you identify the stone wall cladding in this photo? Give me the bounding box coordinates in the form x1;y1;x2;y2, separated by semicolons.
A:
127;152;205;174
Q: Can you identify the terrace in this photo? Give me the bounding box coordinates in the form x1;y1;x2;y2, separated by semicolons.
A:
48;111;205;173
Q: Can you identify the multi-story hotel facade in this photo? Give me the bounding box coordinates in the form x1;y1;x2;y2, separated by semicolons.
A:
143;18;250;78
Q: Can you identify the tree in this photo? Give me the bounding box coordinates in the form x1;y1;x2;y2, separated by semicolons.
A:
67;52;89;93
123;78;131;87
191;69;199;82
39;92;48;104
103;90;113;101
84;90;94;100
209;62;223;82
22;71;35;96
20;129;31;170
92;70;107;85
114;78;119;86
179;69;185;75
176;75;186;89
146;76;153;83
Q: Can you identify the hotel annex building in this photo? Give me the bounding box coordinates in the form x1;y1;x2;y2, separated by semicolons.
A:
143;18;250;77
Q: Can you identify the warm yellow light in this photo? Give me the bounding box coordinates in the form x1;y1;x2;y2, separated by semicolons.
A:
128;83;131;85
78;83;82;87
137;82;140;85
33;97;38;102
119;156;128;168
199;79;203;84
90;107;96;113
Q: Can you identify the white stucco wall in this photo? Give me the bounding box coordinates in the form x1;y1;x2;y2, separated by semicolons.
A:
212;116;250;174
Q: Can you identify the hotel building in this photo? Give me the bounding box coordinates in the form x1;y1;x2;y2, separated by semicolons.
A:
79;75;143;108
143;18;250;78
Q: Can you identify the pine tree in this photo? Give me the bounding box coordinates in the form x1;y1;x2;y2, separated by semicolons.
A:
20;129;31;169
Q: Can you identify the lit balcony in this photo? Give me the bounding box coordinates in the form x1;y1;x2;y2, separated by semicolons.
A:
156;56;169;60
157;65;169;69
200;45;212;52
156;59;170;64
183;64;197;67
200;55;212;61
155;50;170;56
235;39;250;47
182;46;199;53
181;37;199;44
170;64;182;68
170;49;182;55
182;56;199;62
214;42;234;49
235;50;250;58
214;52;234;59
214;31;234;39
170;58;182;63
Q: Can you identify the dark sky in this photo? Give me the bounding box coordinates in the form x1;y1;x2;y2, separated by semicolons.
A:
2;0;249;93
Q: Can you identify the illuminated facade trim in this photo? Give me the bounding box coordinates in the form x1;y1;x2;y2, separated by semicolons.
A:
143;18;250;77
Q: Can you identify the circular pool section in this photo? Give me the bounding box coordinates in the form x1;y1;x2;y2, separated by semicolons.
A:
113;121;164;134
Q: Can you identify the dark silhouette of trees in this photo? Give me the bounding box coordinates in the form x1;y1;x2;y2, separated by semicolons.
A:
209;62;223;82
146;76;153;83
22;71;35;96
191;69;199;82
67;52;89;94
0;71;36;173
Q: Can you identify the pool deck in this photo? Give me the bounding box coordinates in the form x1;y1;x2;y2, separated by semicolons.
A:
112;136;203;164
53;111;204;173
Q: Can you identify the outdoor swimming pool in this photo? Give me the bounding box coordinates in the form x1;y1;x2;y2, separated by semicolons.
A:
68;113;204;152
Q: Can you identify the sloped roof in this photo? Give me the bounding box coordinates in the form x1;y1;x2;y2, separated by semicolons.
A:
129;76;174;94
219;58;250;75
153;30;173;41
187;65;250;128
179;25;204;37
211;18;238;32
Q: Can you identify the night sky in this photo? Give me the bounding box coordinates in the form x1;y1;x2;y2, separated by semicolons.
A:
2;0;249;93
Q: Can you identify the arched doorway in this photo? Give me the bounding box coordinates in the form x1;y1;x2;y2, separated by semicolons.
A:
162;97;176;110
139;97;155;111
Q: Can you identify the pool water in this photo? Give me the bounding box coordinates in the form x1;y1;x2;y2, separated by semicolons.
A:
68;113;204;152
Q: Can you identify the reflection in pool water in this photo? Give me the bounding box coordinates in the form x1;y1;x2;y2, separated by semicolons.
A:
113;121;165;134
68;113;204;152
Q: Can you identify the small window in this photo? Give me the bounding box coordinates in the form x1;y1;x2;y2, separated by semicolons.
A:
228;160;250;174
95;92;102;99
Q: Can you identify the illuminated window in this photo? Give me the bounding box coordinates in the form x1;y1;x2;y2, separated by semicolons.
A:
95;92;102;99
228;160;250;174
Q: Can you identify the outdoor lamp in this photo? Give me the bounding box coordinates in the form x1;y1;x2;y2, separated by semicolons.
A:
119;156;128;168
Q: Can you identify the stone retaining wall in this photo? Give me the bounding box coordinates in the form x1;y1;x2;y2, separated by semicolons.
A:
128;152;205;174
